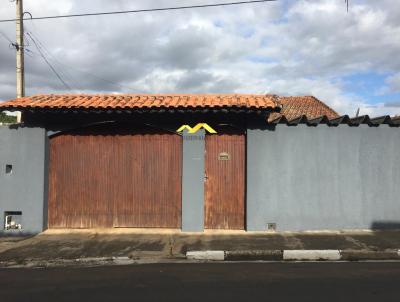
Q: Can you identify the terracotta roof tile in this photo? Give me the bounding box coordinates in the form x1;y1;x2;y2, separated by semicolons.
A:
268;96;339;122
0;94;279;111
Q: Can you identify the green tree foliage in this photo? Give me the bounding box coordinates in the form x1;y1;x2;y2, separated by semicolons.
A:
0;112;17;124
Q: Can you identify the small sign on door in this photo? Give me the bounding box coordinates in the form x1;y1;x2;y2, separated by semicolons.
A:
218;152;230;161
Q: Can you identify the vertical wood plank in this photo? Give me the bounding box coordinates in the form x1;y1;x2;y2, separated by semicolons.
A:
204;130;245;230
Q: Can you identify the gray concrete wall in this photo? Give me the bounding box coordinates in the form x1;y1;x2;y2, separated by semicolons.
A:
182;130;205;232
0;126;47;234
247;125;400;231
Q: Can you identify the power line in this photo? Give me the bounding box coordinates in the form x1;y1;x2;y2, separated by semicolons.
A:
0;31;12;43
26;28;142;92
1;31;37;66
26;32;73;91
0;0;278;23
25;28;80;88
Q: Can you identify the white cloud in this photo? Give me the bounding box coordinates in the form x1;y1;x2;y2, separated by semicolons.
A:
0;0;400;116
384;73;400;93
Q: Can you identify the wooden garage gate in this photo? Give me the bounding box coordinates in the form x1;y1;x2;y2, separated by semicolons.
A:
204;129;246;230
48;125;182;228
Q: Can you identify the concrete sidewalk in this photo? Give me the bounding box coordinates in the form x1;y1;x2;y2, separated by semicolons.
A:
1;229;400;266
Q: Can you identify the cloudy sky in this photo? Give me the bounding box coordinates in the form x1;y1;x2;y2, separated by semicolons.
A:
0;0;400;116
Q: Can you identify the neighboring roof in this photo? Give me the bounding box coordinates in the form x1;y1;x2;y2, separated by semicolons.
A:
268;96;339;122
0;94;280;111
267;97;400;126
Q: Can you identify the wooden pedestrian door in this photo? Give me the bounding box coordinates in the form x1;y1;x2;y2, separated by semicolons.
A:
204;129;245;230
48;124;182;229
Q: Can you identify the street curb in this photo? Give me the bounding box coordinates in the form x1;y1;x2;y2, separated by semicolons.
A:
283;250;341;261
1;249;399;268
186;250;400;261
187;251;225;261
0;257;132;268
340;250;400;261
0;256;184;268
225;250;283;261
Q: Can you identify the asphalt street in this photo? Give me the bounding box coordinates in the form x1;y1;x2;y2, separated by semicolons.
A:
1;262;400;302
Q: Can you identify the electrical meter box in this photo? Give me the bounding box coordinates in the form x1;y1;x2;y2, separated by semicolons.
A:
4;211;22;230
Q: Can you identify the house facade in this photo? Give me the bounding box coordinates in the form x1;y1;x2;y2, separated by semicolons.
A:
1;94;399;234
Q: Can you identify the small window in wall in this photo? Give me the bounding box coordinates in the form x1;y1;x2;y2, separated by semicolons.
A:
5;164;12;175
4;211;22;230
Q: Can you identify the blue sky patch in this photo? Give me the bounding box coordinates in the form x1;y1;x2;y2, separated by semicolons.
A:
341;72;400;105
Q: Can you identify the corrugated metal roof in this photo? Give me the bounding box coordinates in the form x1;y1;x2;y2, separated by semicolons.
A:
268;114;400;127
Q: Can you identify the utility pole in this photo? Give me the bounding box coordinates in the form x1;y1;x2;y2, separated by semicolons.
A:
15;0;24;122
